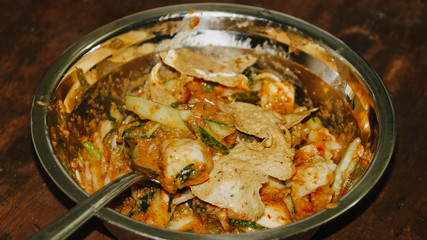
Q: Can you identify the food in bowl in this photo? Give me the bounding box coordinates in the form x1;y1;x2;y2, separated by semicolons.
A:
50;45;371;233
31;4;396;239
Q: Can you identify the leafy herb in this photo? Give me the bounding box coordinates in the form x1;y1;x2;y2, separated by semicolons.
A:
175;164;196;187
138;189;156;213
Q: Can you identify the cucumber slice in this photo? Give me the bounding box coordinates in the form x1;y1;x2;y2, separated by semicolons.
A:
163;78;177;90
204;118;236;137
198;126;230;154
125;96;190;133
284;195;295;216
228;218;267;230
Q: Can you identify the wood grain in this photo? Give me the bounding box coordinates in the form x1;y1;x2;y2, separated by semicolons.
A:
0;0;425;239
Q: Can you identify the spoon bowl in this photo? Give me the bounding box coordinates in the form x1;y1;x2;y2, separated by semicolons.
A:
28;164;158;240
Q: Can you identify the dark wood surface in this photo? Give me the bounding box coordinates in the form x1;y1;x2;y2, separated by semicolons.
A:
0;0;425;239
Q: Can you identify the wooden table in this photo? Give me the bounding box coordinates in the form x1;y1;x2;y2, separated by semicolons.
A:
0;0;425;239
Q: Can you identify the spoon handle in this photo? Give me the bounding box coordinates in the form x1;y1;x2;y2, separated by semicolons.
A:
28;172;144;240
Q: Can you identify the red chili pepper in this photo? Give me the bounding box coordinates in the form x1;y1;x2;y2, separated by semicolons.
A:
302;208;315;214
316;146;323;152
189;17;200;29
179;88;191;104
337;188;347;199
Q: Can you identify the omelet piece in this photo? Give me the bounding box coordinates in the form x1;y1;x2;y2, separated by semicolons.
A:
218;101;295;180
191;156;268;221
161;48;257;89
192;102;298;220
219;102;287;139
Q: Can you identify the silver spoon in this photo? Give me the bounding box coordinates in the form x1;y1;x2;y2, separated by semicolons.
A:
28;161;159;240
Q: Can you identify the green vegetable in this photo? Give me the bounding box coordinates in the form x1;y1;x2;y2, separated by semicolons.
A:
199;126;230;154
284;195;295;216
106;114;117;125
194;204;207;213
168;193;174;213
146;123;161;138
174;164;196;188
306;117;322;130
228;218;267;230
230;91;260;103
242;68;254;84
207;226;219;234
201;82;216;93
83;141;102;161
204;118;236;137
171;101;180;108
123;127;133;140
238;131;255;142
119;143;126;155
123;126;146;141
163;78;177;90
251;79;263;91
122;122;151;143
138;189;156;213
110;108;124;122
179;110;193;122
125;96;190;133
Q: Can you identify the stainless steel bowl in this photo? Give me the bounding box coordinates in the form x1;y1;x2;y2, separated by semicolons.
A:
31;3;396;240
